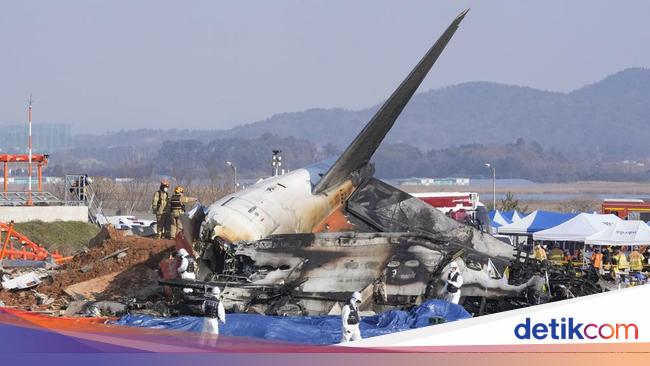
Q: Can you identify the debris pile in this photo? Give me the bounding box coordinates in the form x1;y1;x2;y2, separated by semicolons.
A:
0;230;174;314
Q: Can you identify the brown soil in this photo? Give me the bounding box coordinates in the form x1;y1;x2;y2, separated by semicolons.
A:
0;235;175;311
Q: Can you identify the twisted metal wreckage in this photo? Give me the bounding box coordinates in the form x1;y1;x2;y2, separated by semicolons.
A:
156;9;602;317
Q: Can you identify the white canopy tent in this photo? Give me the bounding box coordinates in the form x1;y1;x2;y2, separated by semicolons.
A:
532;213;621;242
512;211;523;222
585;220;650;246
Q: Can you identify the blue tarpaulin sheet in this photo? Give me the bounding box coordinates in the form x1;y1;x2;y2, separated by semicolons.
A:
113;299;471;345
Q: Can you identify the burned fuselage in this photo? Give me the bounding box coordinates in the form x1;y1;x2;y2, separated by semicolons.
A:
213;232;542;315
166;10;548;316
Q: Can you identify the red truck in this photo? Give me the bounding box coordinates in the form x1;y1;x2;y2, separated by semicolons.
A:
601;199;650;221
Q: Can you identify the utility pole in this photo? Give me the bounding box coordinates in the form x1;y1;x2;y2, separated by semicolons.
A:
485;162;496;210
27;94;33;206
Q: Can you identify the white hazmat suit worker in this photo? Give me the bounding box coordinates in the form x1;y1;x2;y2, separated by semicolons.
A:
445;261;463;304
200;286;226;346
177;248;196;293
340;291;363;343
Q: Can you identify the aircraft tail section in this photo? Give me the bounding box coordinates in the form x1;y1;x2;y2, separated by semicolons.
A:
313;9;469;194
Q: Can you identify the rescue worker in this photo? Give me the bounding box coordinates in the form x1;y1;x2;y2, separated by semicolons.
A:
177;248;197;294
200;286;226;347
584;246;594;265
372;273;387;304
169;186;197;239
610;248;620;280
341;291;363;343
151;180;170;238
591;248;604;275
445;261;463;304
533;243;547;261
615;248;630;272
629;247;643;272
78;174;90;202
548;245;564;265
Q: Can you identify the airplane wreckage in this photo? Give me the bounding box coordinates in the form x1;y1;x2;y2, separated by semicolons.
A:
156;10;602;317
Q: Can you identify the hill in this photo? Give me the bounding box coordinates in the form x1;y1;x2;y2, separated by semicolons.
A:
43;68;650;182
217;67;650;159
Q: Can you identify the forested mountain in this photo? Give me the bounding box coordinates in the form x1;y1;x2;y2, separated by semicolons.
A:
44;68;650;181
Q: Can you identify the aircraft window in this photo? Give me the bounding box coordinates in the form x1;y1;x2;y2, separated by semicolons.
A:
387;260;400;268
404;260;420;268
279;265;291;271
221;197;234;206
320;263;336;270
344;261;359;269
277;183;287;188
398;270;416;280
466;261;482;271
365;261;379;269
422;260;437;267
248;206;257;213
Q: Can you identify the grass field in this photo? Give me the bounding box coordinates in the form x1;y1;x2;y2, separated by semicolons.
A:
11;221;100;255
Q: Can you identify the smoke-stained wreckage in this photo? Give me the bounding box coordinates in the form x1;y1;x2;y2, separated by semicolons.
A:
157;9;601;317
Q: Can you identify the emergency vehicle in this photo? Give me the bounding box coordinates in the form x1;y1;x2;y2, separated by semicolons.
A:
601;198;650;221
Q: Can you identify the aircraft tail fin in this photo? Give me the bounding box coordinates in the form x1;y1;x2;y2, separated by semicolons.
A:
313;9;469;194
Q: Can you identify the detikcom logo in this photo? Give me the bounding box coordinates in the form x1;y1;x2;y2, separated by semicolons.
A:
514;317;639;340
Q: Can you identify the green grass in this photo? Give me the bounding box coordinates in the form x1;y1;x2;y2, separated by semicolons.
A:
10;221;100;255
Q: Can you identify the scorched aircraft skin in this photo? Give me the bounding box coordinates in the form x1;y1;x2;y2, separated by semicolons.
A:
171;9;547;315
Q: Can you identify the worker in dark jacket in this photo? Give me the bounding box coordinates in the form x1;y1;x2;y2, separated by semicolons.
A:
169;186;196;239
151;180;169;238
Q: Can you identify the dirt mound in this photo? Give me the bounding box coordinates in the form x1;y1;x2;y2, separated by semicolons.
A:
1;235;175;311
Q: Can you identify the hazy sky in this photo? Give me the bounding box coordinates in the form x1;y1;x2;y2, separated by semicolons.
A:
2;1;650;132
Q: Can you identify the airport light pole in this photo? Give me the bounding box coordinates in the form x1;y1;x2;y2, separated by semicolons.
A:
226;161;237;191
485;162;496;210
27;94;33;206
272;150;282;177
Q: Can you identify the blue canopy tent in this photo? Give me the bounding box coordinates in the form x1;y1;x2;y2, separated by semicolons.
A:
497;210;579;235
501;210;524;222
489;210;511;233
489;210;511;226
488;210;512;234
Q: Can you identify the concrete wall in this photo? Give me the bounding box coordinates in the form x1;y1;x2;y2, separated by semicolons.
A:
0;206;88;223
